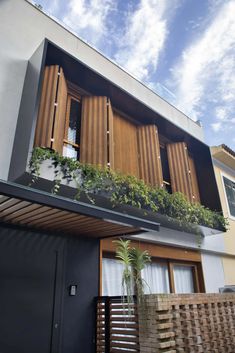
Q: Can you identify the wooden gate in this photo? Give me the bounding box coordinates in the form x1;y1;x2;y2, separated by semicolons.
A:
96;296;140;353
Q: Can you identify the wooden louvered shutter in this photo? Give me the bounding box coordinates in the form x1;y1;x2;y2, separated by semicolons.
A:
52;67;68;154
80;96;114;168
188;156;201;203
34;65;68;153
107;100;114;168
113;112;139;177
34;65;59;148
138;125;163;187
166;142;194;202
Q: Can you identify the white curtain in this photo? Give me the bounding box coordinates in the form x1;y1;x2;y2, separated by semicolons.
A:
142;263;170;294
102;258;195;296
173;265;194;293
102;258;171;296
102;258;125;296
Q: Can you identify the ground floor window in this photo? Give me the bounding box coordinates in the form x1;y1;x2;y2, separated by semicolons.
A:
102;256;200;295
173;264;195;293
142;262;170;294
102;257;125;296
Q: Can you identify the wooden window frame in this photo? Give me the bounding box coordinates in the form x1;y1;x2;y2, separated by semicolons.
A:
101;251;204;295
63;89;82;159
168;261;200;293
159;139;172;192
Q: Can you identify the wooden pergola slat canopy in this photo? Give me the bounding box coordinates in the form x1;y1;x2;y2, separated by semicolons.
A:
0;180;160;238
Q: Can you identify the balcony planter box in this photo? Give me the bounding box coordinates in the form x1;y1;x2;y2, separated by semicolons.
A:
112;203;223;237
36;158;82;189
22;158;224;237
21;159;82;198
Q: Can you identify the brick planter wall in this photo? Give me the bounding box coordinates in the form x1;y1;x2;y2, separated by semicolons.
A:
139;293;235;353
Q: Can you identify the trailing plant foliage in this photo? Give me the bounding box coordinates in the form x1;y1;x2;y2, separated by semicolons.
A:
29;147;228;231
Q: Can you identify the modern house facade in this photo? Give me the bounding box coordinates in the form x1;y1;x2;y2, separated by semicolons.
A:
211;145;235;288
0;1;234;352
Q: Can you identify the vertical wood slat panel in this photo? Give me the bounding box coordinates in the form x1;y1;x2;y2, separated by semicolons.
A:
188;156;201;203
34;65;59;148
137;125;163;187
113;112;139;177
80;96;113;167
166;142;194;202
107;99;114;169
52;67;68;154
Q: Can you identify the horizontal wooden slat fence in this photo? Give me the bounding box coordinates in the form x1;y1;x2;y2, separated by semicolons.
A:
96;296;140;353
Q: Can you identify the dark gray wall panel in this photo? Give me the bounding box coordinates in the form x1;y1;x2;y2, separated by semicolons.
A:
8;40;47;181
0;225;100;353
0;226;65;353
62;236;99;353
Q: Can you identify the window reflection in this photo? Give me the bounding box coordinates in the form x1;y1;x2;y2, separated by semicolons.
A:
223;176;235;217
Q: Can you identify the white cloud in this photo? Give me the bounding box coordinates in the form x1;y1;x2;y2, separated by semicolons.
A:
168;0;235;135
211;122;222;132
63;0;114;45
215;107;228;121
114;0;179;81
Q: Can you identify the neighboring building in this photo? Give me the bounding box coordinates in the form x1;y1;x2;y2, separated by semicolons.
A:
211;144;235;287
0;1;235;352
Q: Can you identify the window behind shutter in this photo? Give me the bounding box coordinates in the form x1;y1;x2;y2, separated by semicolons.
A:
34;65;68;154
166;142;194;202
80;96;114;168
137;125;163;186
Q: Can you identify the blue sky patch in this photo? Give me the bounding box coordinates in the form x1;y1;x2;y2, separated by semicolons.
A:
34;0;235;149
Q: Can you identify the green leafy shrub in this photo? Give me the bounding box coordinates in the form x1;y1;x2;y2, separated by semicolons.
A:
28;147;228;231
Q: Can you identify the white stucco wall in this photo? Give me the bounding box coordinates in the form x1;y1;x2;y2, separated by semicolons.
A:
0;0;203;180
201;253;225;293
131;227;227;254
212;157;235;285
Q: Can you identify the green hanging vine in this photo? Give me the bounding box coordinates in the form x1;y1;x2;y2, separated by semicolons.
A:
28;147;228;232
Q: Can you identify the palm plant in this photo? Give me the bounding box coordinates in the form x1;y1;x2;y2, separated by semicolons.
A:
114;239;133;308
129;247;151;304
114;239;151;310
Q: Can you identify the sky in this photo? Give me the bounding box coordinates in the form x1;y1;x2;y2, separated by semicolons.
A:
33;0;235;149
